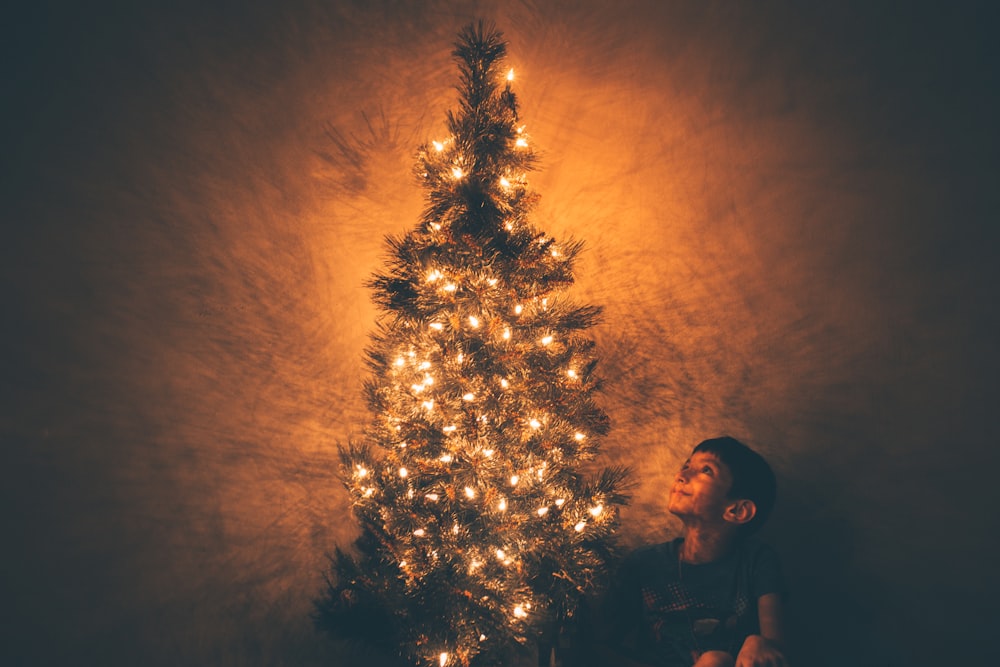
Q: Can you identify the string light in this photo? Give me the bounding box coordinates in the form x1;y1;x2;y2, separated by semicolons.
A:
468;315;480;328
515;137;528;148
399;467;408;478
567;369;577;378
529;419;541;429
433;141;444;152
395;356;405;367
443;425;457;433
498;498;507;511
507;68;514;81
540;335;553;346
452;166;464;179
555;498;565;506
499;177;511;188
422;400;435;410
429;322;444;331
537;506;548;517
440;453;453;463
514;304;523;315
355;465;369;478
502;328;511;340
426;493;439;501
464;486;476;499
574;521;586;532
510;474;519;485
439;652;448;666
414;528;426;536
462;392;475;401
589;505;603;517
574;432;585;441
500;378;509;388
513;605;527;618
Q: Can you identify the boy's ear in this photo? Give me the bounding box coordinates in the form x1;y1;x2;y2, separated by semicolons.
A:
723;499;757;526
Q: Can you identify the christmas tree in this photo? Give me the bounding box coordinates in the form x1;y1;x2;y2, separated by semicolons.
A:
317;22;629;667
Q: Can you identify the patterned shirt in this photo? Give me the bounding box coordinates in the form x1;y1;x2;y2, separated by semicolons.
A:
604;538;784;666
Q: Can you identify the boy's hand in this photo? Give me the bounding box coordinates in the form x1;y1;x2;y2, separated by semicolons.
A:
735;634;788;667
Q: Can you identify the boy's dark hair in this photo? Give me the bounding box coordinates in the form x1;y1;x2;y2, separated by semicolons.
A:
694;436;777;535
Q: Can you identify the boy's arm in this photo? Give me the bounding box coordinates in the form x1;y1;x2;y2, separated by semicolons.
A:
734;593;789;667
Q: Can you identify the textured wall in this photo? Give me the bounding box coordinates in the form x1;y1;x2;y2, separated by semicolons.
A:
3;1;998;665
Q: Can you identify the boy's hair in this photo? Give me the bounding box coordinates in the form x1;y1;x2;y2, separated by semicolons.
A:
694;436;777;535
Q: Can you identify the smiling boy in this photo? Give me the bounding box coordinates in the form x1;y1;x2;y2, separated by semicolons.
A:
598;437;789;667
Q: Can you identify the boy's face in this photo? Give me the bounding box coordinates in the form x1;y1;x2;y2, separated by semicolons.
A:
668;450;735;521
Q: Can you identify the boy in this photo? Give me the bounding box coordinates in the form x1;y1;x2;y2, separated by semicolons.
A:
597;437;788;667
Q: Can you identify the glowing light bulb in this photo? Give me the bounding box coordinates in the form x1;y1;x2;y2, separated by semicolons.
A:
499;177;511;188
505;222;513;230
555;498;565;506
567;369;577;378
480;634;486;641
514;304;523;315
414;528;426;536
422;400;435;410
483;448;494;457
487;278;498;286
440;652;448;666
407;488;414;498
399;467;408;478
498;498;507;511
431;223;441;231
500;378;509;388
433;141;444;152
463;393;475;401
529;419;541;429
452;523;459;534
575;432;585;441
513;605;527;618
590;505;603;517
440;453;453;463
456;353;464;363
429;322;443;331
363;487;374;497
419;361;431;370
510;474;519;486
502;328;511;340
468;315;480;328
400;560;407;568
395;356;405;367
411;383;425;393
443;283;457;292
496;549;505;560
464;486;476;499
507;68;514;81
443;425;457;433
355;466;368;478
515;137;528;148
452;166;464;179
426;493;439;501
537;506;549;517
551;248;560;257
427;269;442;282
541;335;553;345
575;521;586;532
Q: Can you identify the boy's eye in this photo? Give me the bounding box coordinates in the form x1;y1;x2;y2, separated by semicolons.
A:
701;466;714;475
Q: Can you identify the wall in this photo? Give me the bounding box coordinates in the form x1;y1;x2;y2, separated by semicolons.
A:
3;1;997;665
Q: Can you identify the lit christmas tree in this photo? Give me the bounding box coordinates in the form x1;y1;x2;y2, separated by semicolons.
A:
317;22;629;667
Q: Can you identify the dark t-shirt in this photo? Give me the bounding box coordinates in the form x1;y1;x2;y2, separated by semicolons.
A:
604;538;784;666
